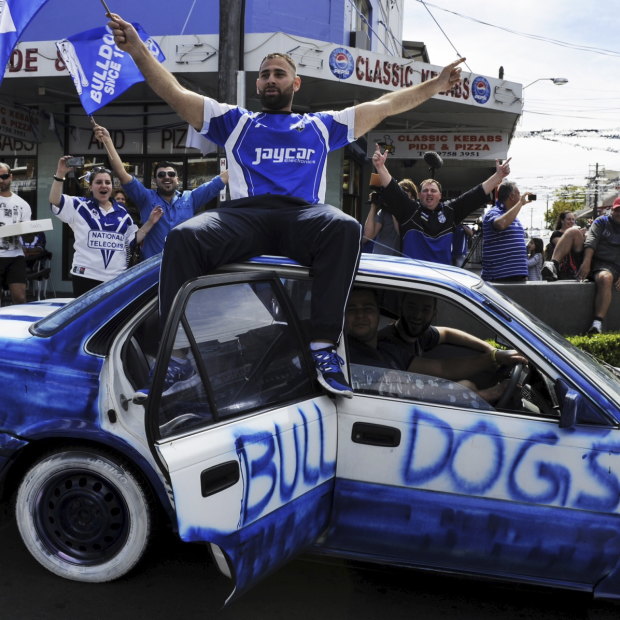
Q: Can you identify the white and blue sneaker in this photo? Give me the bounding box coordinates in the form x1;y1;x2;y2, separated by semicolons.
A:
311;347;353;398
136;358;200;399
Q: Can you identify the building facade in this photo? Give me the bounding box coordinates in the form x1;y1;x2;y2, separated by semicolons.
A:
2;0;522;294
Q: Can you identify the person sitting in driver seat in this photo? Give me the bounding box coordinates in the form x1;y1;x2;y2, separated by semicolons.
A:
377;292;526;401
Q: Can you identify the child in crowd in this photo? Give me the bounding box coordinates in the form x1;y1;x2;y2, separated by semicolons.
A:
527;237;544;281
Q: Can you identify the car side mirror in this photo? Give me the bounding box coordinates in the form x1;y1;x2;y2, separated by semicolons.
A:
559;388;580;429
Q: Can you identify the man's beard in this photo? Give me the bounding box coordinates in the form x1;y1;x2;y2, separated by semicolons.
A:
397;317;429;340
157;185;176;197
258;85;294;111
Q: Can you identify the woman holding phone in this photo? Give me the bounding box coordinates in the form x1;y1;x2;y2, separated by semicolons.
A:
49;156;163;296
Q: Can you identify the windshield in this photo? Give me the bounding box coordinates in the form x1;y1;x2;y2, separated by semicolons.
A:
477;280;620;399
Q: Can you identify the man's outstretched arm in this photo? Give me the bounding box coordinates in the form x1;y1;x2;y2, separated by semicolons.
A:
353;58;465;139
481;158;512;195
108;13;205;130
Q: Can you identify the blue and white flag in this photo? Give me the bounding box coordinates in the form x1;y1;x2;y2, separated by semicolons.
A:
56;23;165;116
0;0;50;85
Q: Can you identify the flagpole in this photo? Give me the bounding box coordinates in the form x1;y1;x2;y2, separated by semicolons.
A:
90;115;114;163
100;0;112;16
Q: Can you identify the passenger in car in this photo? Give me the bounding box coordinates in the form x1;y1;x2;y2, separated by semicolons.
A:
345;288;403;370
379;292;527;402
345;288;526;404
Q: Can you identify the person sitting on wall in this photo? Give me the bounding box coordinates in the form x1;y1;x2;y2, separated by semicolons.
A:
541;209;586;281
578;199;620;335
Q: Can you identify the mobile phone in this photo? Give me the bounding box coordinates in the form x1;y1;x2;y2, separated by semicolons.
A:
66;156;84;167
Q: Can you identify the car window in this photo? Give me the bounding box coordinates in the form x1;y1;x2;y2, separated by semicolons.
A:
346;287;560;419
350;363;494;411
155;279;316;438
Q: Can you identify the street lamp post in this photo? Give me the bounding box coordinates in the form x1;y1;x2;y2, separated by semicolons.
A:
523;77;569;89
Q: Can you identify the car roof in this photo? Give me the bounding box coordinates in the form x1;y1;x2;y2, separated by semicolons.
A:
251;253;482;286
30;253;481;339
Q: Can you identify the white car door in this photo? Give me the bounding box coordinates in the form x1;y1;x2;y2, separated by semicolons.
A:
146;273;338;600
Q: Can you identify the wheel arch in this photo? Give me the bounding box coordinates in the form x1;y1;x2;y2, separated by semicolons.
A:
1;436;175;528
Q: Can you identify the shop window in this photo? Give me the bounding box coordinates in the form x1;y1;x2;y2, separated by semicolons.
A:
349;0;372;50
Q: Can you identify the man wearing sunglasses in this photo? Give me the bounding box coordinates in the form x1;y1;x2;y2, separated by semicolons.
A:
109;12;464;398
94;123;229;260
0;163;32;305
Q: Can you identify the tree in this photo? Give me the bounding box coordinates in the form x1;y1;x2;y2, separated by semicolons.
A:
544;185;587;229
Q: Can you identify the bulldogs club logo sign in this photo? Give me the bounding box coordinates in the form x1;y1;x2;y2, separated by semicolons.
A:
329;47;354;79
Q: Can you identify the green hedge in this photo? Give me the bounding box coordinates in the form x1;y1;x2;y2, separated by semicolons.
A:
568;332;620;367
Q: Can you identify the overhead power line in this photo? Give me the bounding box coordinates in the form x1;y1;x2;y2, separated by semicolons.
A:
418;1;473;72
415;0;620;58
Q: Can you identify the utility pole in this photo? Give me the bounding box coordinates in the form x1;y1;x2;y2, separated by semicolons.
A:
218;0;244;200
593;163;599;219
218;0;244;105
588;163;605;219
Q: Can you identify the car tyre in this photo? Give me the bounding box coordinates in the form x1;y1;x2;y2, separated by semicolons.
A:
16;449;152;582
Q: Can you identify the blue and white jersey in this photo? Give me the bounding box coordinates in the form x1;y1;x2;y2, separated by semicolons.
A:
380;180;487;266
51;195;138;282
200;99;356;204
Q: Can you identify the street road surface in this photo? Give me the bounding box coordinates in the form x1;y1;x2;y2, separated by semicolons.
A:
0;513;618;620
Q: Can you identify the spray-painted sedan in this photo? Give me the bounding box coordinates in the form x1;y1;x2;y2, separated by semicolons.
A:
2;253;620;603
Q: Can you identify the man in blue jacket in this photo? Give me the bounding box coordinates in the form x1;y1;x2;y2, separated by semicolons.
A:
94;124;228;259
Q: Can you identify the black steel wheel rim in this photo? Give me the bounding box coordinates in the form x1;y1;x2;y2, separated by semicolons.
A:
34;469;129;565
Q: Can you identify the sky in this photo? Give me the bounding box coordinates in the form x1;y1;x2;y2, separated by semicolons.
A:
402;0;620;229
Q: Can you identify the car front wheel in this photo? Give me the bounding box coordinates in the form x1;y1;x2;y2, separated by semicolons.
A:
16;449;152;582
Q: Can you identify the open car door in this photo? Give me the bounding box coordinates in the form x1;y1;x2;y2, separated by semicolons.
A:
145;272;338;601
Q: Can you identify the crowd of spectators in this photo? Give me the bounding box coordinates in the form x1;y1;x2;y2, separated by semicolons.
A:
363;148;620;336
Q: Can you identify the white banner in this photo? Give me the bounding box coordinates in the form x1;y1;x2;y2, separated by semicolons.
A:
367;130;510;160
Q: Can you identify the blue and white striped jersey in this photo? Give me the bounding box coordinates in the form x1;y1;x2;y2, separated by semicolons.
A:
481;201;528;281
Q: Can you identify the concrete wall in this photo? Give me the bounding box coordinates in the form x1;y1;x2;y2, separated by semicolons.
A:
493;281;620;336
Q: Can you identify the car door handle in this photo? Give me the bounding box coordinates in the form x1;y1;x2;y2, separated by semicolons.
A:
351;422;401;447
200;461;240;497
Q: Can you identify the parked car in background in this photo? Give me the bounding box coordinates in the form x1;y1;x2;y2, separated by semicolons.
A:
1;254;620;603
